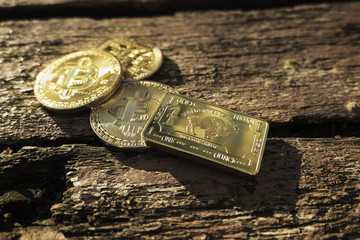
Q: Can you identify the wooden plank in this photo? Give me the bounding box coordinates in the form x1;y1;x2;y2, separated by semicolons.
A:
1;2;360;145
0;0;347;13
0;137;359;238
1;2;359;239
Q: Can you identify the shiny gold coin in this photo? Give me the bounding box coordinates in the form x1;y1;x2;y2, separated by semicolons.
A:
143;93;269;175
34;50;122;111
90;81;177;149
97;38;163;80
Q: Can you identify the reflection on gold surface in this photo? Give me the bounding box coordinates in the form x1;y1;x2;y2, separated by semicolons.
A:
98;38;163;80
34;50;122;111
144;93;269;175
90;81;177;148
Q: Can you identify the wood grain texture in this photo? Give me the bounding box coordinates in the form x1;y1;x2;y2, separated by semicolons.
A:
0;0;347;12
1;2;360;145
1;2;360;239
1;138;359;239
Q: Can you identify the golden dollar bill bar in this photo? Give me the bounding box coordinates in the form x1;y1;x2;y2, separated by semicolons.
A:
143;93;269;175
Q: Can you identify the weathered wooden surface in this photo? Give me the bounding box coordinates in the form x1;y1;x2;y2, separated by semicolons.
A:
1;1;360;239
1;2;360;146
0;0;349;13
1;138;359;239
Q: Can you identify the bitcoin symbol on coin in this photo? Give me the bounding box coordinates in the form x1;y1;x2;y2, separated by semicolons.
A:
98;38;163;80
108;88;151;137
34;50;122;111
52;57;98;99
90;81;178;149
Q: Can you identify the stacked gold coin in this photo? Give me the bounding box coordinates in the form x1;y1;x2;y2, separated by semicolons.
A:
97;38;163;80
34;38;269;175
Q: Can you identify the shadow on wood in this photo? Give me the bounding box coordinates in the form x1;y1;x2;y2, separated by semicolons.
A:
108;139;302;212
0;147;68;230
151;55;183;86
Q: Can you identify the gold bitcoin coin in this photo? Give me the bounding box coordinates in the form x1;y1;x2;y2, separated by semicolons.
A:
143;93;269;175
97;38;163;80
90;81;177;149
34;50;122;111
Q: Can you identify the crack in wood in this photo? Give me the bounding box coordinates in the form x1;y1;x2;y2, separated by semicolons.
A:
0;1;354;20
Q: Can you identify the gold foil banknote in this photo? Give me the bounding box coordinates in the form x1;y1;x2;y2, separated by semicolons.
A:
143;93;269;175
